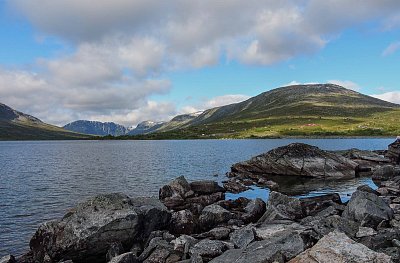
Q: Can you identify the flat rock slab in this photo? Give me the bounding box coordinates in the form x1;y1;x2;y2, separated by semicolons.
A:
231;143;358;179
288;230;393;263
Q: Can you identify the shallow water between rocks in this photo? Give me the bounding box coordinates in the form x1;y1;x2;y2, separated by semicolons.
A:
0;138;393;256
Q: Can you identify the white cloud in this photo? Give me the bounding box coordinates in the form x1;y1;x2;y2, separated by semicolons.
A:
372;92;400;104
328;80;361;91
180;94;251;114
382;41;400;56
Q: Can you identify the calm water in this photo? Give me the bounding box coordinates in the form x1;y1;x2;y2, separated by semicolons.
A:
0;138;394;256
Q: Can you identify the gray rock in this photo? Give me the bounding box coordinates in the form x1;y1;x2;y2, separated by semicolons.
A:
199;205;233;230
193;227;231;240
189;181;225;195
300;193;342;217
356;227;377;238
386;140;400;164
159;176;191;200
210;229;305;263
139;237;173;262
143;248;171;263
230;225;255;248
172;235;198;254
343;189;394;228
287;230;392;263
0;255;15;263
258;191;303;223
231;143;358;179
358;228;400;250
130;243;142;257
189;239;230;259
109;252;138;263
241;198;266;223
300;215;359;238
254;222;306;240
30;193;170;263
373;165;400;182
106;242;125;262
170;209;197;235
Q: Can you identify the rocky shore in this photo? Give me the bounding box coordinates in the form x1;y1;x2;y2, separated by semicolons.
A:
3;141;400;263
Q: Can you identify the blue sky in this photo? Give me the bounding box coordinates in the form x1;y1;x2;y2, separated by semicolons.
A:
0;1;399;126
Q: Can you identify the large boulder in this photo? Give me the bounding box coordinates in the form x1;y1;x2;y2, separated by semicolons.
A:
300;193;342;217
386;140;400;164
190;181;225;195
209;229;306;263
288;231;393;263
29;193;170;263
373;165;400;182
231;143;358;179
199;205;233;230
343;188;394;228
169;209;197;235
258;191;303;223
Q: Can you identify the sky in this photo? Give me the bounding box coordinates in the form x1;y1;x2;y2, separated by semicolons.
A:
0;0;399;127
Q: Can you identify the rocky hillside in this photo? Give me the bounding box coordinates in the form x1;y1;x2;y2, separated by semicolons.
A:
64;120;127;136
0;103;89;140
133;84;400;139
128;121;165;135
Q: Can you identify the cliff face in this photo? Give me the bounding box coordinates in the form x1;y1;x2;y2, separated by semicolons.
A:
63;120;127;136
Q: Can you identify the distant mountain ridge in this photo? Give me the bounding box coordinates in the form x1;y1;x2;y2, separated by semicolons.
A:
63;120;127;136
0;103;89;140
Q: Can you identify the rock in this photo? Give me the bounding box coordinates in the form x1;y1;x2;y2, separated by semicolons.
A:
109;252;138;263
139;237;174;262
185;192;225;209
358;228;400;250
254;222;306;240
343;189;394;228
300;193;342;217
106;242;125;262
170;210;197;235
159;176;191;200
143;248;172;263
29;193;170;263
231;143;359;179
172;235;198;254
210;229;305;263
373;165;400;182
338;148;391;164
288;230;392;263
241;198;266;223
356;227;377;238
130;243;142;257
0;255;16;263
301;215;359;239
193;227;232;240
386;140;400;164
258;178;279;189
223;179;249;193
189;239;230;260
199;205;233;230
230;225;255;249
258;191;303;223
356;184;379;195
190;181;225;195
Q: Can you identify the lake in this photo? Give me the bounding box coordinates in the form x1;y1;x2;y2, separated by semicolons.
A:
0;138;394;256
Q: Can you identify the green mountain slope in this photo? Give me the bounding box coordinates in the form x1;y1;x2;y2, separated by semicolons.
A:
131;84;400;139
0;103;91;140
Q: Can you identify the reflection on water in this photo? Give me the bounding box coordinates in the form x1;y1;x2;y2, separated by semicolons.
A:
0;138;393;256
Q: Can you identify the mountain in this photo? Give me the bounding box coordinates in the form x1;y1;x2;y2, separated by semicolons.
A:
131;84;400;139
128;121;165;135
0;103;89;140
63;120;127;136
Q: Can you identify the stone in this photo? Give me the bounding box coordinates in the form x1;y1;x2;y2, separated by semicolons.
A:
130;243;142;257
193;227;232;240
358;228;400;250
172;235;198;254
254;222;306;240
373;165;400;182
230;225;255;248
241;198;266;223
189;239;230;259
210;229;305;263
199;205;233;230
288;231;392;263
300;193;342;217
258;191;303;223
189;181;225;195
139;237;173;262
143;248;171;263
106;242;125;262
0;255;16;263
386;140;400;164
170;209;197;235
159;176;191;200
223;179;249;193
109;252;138;263
356;227;377;238
231;143;359;179
29;194;170;263
300;215;359;239
343;189;394;228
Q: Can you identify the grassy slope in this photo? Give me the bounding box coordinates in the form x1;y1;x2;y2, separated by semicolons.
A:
120;84;400;139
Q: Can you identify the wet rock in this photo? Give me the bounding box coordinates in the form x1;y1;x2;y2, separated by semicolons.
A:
356;227;377;238
356;184;379;195
222;179;249;193
109;252;138;263
288;230;392;263
189;239;230;260
29;194;170;263
257;178;279;189
231;143;358;179
373;165;400;182
229;225;255;248
106;242;125;262
210;229;305;263
258;191;303;223
186;193;225;209
343;188;394;228
193;227;232;240
170;210;197;235
199;205;233;230
300;193;342;217
241;198;266;223
0;255;16;263
159;176;191;200
190;181;225;195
